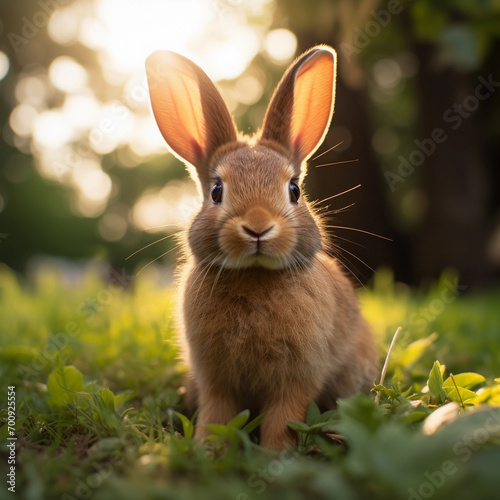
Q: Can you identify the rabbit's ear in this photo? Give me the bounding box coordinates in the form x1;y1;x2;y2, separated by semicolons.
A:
261;46;336;165
146;51;237;184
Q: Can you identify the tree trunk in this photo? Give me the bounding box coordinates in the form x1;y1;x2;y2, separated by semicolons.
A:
413;43;491;286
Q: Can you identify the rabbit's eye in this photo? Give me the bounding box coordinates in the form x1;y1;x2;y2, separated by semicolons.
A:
211;180;223;204
289;180;300;203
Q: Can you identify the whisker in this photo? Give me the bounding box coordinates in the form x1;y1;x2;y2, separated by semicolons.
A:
317;184;361;205
326;203;356;215
335;256;365;288
189;251;222;297
326;233;366;249
310;141;344;161
325;225;392;241
143;223;184;230
135;247;178;276
315;159;359;168
126;233;178;261
191;254;226;328
333;243;375;273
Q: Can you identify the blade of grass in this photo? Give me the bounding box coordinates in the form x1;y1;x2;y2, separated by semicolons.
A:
375;326;402;405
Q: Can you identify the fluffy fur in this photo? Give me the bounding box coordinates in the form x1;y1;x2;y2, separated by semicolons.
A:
146;45;379;449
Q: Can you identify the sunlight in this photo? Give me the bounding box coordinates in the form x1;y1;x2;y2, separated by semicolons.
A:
94;0;205;73
87;0;263;82
8;0;279;222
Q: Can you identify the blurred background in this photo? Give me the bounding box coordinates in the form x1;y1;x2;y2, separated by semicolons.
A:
1;0;499;287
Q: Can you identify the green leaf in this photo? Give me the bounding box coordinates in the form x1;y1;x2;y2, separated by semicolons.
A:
396;333;437;367
204;434;222;442
468;385;500;405
444;386;478;404
313;410;339;425
242;413;265;434
337;394;385;434
306;401;321;425
99;388;115;410
227;410;250;430
404;411;429;424
428;361;447;404
47;366;83;406
308;422;333;433
373;384;398;399
82;382;100;393
234;428;253;452
206;423;229;436
175;411;194;440
287;421;311;433
443;373;485;389
114;390;133;408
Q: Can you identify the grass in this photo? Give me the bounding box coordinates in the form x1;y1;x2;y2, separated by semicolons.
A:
1;261;500;500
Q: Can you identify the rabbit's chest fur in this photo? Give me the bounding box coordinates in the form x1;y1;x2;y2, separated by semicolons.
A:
179;253;357;399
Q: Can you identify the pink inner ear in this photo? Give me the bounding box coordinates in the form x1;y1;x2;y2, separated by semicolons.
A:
290;50;335;163
292;133;303;156
190;138;203;160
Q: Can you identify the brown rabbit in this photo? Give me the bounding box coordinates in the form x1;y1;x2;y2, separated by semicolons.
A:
145;45;378;450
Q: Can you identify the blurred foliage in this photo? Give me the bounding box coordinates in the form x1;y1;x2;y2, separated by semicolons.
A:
1;264;500;498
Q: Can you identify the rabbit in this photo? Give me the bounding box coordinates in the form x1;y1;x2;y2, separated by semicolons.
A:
145;45;379;450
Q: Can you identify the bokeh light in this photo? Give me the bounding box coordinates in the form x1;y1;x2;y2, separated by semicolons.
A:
15;75;49;106
265;28;297;63
132;180;200;233
33;110;75;150
373;58;403;91
0;51;10;81
9;104;38;138
49;56;88;93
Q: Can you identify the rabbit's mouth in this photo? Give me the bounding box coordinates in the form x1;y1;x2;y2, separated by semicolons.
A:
216;233;297;270
217;213;298;270
219;253;290;270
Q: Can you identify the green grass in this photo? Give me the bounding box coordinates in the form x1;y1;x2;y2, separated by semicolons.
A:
1;262;500;500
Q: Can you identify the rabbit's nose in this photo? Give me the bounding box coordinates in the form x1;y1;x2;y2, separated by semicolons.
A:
241;224;275;240
240;206;277;241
